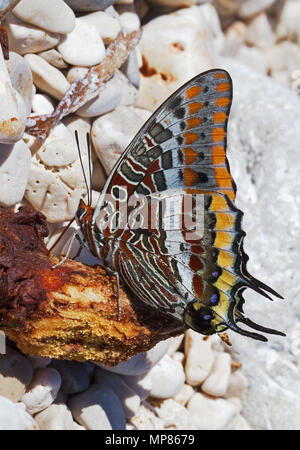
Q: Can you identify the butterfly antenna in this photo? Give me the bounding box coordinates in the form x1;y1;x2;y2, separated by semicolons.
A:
75;130;90;206
48;218;75;253
86;132;93;207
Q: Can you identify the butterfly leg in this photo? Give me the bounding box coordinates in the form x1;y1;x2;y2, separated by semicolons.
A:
51;231;83;269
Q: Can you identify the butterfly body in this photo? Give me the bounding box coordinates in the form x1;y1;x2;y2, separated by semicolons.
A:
76;69;285;341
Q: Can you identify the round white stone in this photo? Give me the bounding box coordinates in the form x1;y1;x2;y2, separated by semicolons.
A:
137;4;221;110
95;369;141;418
119;12;140;33
68;385;126;430
92;105;151;175
38;49;68;69
31;93;55;114
77;11;121;44
0;397;38;430
57;20;105;67
25;122;88;223
24;53;70;100
173;383;194;406
13;0;76;34
66;66;89;84
6;51;33;116
184;331;217;386
0;140;31;206
35;403;75;430
201;352;232;397
187;393;239;430
5;13;61;55
145;355;185;399
121;373;152;401
21;368;62;415
76;70;137;118
95;338;172;376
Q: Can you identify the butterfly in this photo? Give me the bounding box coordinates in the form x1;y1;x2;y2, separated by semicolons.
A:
74;68;285;342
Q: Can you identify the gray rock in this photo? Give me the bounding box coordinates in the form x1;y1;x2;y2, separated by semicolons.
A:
0;396;38;430
120;50;140;89
68;385;126;430
95;368;141;419
64;0;114;12
50;360;91;395
76;70;137;118
218;57;300;430
95;339;171;375
5;52;33;116
0;347;33;402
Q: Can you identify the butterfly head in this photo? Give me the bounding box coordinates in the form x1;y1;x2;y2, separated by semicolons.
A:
183;301;226;336
75;199;94;239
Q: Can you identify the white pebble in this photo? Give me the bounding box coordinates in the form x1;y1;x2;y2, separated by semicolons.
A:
5;13;61;55
68;385;126;430
31;93;55;114
155;399;197;430
224;369;249;399
226;396;242;413
236;45;267;74
0;347;33;402
187;393;239;430
130;404;164;430
13;0;76;34
24;53;70;100
223;21;247;56
119;12;140;33
237;0;276;18
171;351;185;365
0;397;38;430
121;373;152;401
173;384;194;406
276;0;300;44
6;51;33;117
232;414;252;430
184;331;216;386
78;11;121;44
145;355;185;399
263;41;300;87
201;352;232;397
166;334;184;355
245;12;274;49
95;369;141;418
25;122;88;222
57;20;105;67
0;46;27;143
92;105;151;175
66;66;89;84
38;49;68;69
21;368;61;414
76;70;137;118
95;339;172;375
35;403;75;430
137;4;219;110
0;140;31;206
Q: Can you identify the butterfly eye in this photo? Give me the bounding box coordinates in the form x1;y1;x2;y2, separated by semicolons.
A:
183;302;216;335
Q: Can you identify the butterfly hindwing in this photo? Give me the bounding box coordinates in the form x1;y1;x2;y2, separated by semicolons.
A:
92;69;284;341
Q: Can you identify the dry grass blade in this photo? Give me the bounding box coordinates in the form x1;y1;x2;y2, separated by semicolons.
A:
25;29;143;140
